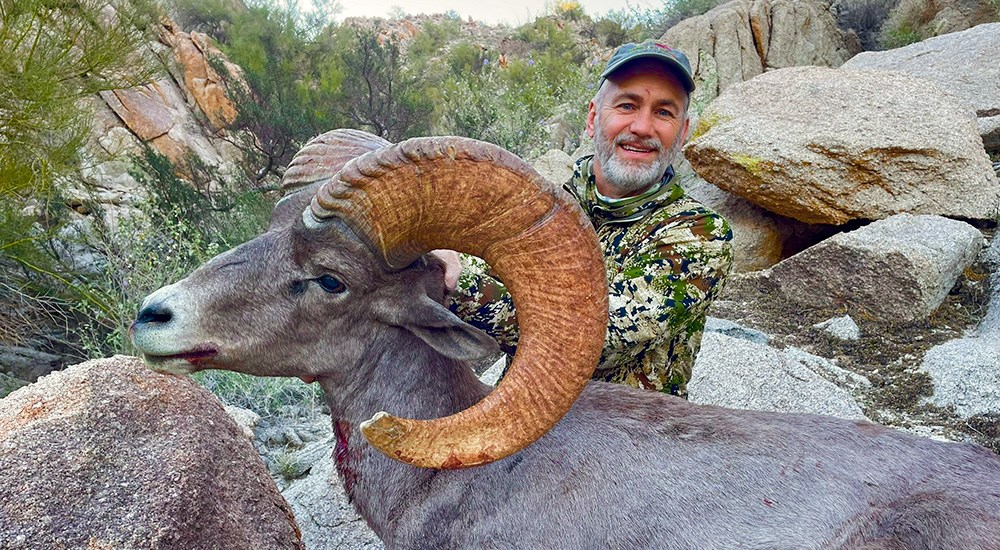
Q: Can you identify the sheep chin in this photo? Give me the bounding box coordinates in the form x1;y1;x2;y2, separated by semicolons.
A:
139;347;218;375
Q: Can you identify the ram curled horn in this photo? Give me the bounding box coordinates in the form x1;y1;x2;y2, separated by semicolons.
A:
301;133;608;469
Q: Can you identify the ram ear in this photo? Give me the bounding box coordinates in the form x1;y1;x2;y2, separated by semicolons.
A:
269;186;318;229
374;294;499;361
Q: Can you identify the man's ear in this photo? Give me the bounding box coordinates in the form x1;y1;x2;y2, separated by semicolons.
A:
374;294;499;361
586;99;597;139
680;116;691;144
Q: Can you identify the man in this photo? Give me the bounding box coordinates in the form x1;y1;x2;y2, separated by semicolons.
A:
442;40;734;397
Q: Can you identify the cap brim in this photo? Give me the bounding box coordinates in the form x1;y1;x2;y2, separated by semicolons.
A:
600;53;695;93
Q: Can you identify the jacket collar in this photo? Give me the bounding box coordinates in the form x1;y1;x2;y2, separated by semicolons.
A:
565;155;684;227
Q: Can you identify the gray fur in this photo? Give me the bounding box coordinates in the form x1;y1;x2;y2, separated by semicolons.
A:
132;213;1000;550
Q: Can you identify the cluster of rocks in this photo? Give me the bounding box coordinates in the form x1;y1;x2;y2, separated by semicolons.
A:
2;5;1000;549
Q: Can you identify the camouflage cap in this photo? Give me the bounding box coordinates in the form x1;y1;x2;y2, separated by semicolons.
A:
599;40;695;93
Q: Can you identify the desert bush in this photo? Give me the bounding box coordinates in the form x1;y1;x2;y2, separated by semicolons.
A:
67;148;272;358
441;51;594;158
553;0;588;22
594;10;650;47
0;0;159;213
880;19;923;48
194;370;325;419
877;0;971;49
0;0;161;354
198;0;344;182
408;15;462;60
639;0;727;35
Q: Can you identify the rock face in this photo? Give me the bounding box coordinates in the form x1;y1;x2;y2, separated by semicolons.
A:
663;0;851;111
686;66;1000;225
921;336;1000;418
679;165;832;271
0;346;63;383
73;19;246;228
768;214;983;322
0;356;303;549
530;149;575;186
843;22;1000;152
920;233;1000;418
690;332;867;419
165;28;241;130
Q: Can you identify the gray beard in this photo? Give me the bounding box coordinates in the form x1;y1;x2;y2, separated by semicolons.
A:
594;127;678;196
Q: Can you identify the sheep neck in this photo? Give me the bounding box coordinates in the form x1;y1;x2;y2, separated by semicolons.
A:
319;326;491;537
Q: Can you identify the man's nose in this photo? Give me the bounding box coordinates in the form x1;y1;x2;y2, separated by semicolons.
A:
628;110;655;137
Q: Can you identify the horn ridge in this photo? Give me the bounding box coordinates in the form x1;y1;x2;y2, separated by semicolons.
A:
311;136;607;469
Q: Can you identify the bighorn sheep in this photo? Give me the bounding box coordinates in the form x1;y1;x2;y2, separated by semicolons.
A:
131;130;1000;548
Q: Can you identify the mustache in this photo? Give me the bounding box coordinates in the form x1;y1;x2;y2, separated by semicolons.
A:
613;133;662;152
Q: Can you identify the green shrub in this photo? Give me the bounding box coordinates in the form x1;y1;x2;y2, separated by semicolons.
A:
77;149;270;355
193;370;325;419
639;0;726;35
594;11;649;47
0;0;159;213
441;54;594;159
552;0;587;22
880;21;922;49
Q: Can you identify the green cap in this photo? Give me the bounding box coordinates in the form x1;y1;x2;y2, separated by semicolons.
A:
599;40;695;93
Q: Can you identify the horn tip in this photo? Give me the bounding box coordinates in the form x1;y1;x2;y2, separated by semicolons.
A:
361;411;405;444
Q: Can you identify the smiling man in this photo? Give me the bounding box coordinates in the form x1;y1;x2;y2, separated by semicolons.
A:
446;40;734;397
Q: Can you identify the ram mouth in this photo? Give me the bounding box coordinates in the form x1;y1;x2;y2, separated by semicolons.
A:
142;347;219;373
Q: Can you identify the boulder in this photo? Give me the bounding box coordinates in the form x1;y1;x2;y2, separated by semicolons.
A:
686;66;1000;224
978;234;1000;336
768;214;983;322
0;346;63;382
921;336;1000;418
663;0;851;111
704;316;771;345
813;314;861;341
99;84;175;141
690;332;867;419
167;29;240;130
531;149;575;186
78;19;249;233
679;165;832;271
0;356;303;549
843;22;1000;152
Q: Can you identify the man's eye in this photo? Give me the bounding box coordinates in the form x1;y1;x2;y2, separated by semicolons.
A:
316;275;346;293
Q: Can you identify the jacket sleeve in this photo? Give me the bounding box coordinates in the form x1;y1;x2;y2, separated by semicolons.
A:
446;254;520;356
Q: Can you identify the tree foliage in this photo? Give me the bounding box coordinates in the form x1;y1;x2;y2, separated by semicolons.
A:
337;25;433;141
0;0;162;350
0;0;160;201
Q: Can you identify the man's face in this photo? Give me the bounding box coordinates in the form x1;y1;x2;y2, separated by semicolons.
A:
587;60;690;198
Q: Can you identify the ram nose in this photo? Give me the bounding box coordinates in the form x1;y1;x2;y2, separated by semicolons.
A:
135;302;173;326
129;283;183;343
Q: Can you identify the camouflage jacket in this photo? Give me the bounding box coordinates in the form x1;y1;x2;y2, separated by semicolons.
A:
448;155;734;397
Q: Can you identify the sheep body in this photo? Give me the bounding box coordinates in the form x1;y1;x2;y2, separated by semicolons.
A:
324;322;1000;549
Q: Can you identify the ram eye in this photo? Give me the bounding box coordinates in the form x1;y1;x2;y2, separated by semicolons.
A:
316;274;346;294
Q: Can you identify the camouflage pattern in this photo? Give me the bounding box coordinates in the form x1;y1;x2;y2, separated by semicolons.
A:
448;155;734;397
